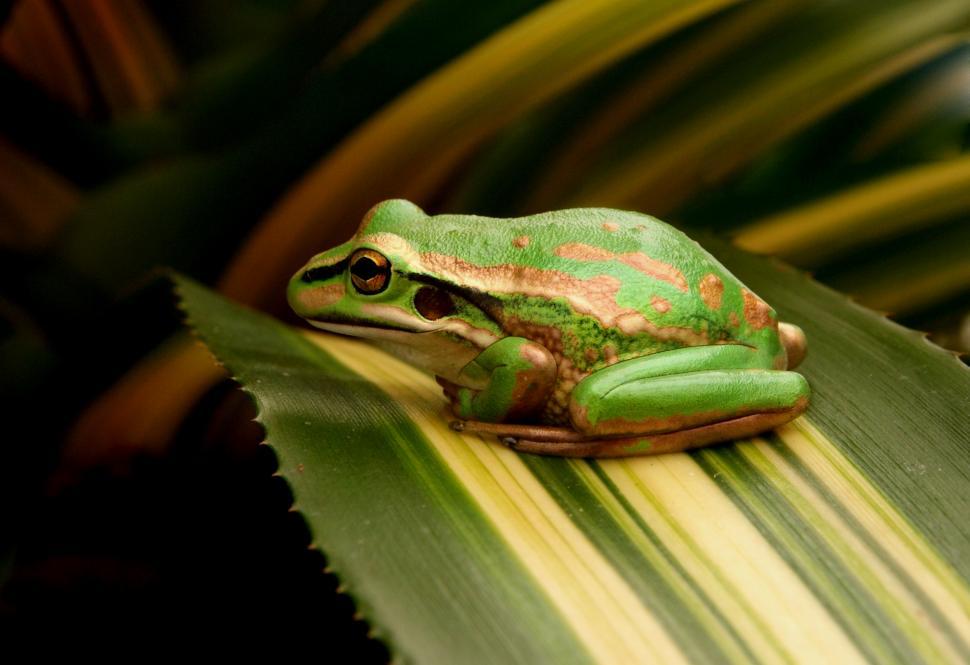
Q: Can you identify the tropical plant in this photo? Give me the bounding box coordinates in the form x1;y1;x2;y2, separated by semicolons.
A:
2;0;968;658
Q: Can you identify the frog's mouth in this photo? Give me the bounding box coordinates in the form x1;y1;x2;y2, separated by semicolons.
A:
305;317;435;339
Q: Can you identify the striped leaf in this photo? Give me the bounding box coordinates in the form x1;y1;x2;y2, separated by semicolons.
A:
1;0;180;115
563;0;970;215
734;154;970;265
174;235;970;663
219;0;739;307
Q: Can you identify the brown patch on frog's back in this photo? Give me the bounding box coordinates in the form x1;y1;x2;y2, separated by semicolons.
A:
299;283;344;310
614;312;709;346
699;274;723;310
728;311;741;328
617;253;689;292
551;243;688;293
651;296;671;313
602;222;620;232
513;235;530;248
554;242;614;262
742;289;776;330
419;253;708;346
421;252;617;321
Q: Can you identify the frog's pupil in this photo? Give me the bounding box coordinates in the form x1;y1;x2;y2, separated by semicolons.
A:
351;257;380;280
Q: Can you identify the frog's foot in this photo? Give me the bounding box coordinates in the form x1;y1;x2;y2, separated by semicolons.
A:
438;336;556;423
500;405;807;457
450;346;810;457
448;417;588;443
779;322;807;369
449;400;806;457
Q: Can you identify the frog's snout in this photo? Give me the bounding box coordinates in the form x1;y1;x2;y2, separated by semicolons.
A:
286;264;319;318
286;273;305;316
779;322;807;369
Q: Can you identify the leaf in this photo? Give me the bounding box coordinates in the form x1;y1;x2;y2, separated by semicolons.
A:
63;332;225;470
47;0;549;295
0;0;92;114
175;232;970;663
563;0;970;214
733;154;970;264
2;0;181;115
820;219;970;316
519;0;807;213
218;0;739;309
0;137;78;250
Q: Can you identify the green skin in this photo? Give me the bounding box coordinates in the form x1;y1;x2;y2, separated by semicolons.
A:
287;199;810;455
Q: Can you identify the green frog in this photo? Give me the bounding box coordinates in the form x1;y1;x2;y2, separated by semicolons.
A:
288;199;809;456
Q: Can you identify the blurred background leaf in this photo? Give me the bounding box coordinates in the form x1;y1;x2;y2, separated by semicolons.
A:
1;0;968;651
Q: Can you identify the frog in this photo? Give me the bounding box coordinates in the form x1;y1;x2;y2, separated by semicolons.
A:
287;199;810;457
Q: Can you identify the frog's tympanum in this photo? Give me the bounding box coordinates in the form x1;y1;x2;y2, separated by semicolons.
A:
288;200;810;457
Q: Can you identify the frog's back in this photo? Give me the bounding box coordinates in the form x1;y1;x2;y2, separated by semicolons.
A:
384;207;782;362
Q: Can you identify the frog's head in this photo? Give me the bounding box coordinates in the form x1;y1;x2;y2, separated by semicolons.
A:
287;199;499;379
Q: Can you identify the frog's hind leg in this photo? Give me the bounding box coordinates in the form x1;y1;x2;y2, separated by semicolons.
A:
516;344;809;457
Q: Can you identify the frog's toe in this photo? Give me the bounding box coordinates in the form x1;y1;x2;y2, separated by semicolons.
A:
779;322;807;369
446;416;585;443
507;404;809;457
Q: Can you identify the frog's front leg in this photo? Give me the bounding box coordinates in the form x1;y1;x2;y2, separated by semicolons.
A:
438;336;557;423
515;345;810;457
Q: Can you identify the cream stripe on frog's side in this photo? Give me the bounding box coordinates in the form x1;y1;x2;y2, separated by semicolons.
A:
308;332;688;664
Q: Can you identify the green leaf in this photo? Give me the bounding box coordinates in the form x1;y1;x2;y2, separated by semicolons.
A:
218;0;739;308
819;219;970;316
558;0;970;214
174;234;970;662
48;0;549;296
733;154;970;265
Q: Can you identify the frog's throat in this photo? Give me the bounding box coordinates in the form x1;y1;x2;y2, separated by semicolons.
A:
307;318;430;338
306;319;485;383
306;316;499;353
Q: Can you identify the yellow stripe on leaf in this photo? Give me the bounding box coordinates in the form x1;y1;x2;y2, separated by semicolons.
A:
220;0;739;308
735;155;970;264
570;2;969;214
312;332;688;664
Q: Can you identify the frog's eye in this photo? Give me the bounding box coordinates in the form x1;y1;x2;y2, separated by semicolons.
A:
349;249;390;294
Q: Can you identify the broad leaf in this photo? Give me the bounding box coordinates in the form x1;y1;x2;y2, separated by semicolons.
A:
175;236;970;663
218;0;739;308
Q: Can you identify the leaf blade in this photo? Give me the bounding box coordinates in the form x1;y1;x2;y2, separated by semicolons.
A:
175;230;970;663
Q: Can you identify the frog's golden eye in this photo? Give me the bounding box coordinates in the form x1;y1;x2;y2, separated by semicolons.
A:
349;249;390;294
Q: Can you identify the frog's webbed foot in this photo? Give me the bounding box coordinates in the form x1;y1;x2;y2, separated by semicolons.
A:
451;407;806;457
779;322;807;369
449;406;807;457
